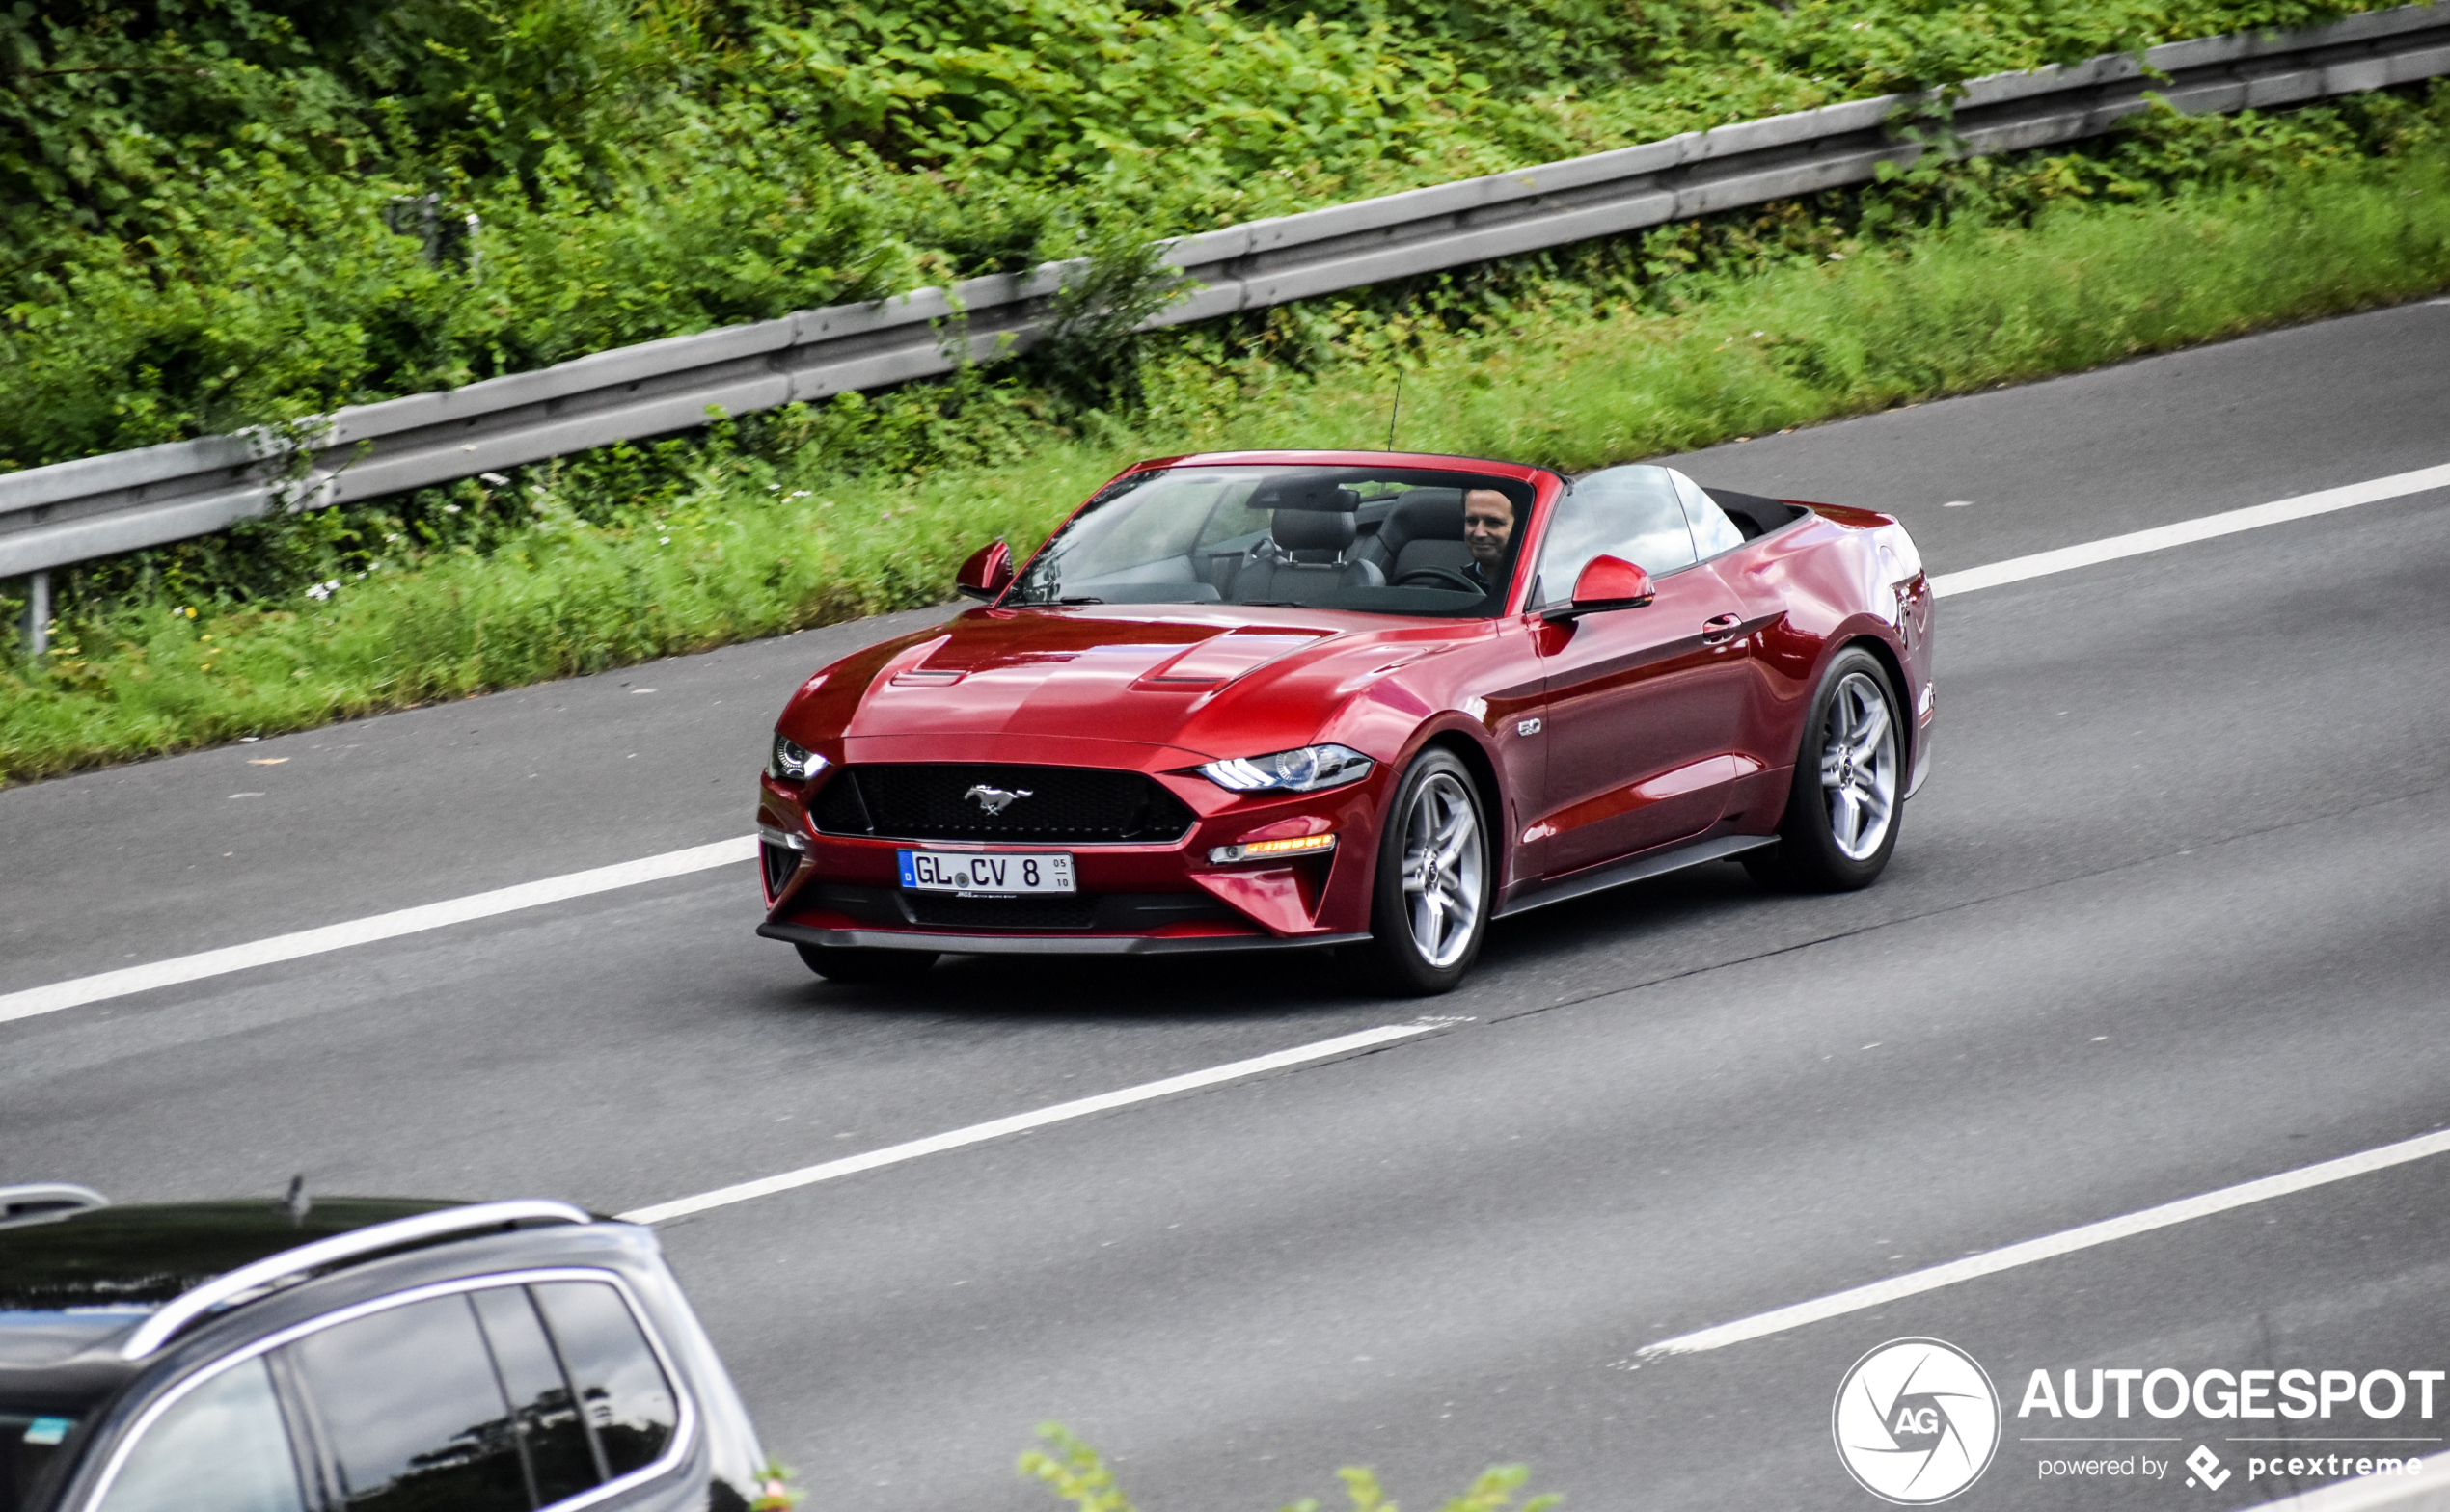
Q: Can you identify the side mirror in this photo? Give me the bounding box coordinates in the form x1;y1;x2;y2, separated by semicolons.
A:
956;540;1013;602
1542;554;1655;621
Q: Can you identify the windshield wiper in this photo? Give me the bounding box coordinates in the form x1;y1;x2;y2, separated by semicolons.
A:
1054;595;1106;605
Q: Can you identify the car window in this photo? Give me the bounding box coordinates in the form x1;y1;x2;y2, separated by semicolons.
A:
529;1282;677;1480
1191;481;1270;548
1010;465;1538;616
1668;469;1747;558
470;1287;599;1504
289;1294;529;1512
92;1358;306;1512
1538;466;1699;599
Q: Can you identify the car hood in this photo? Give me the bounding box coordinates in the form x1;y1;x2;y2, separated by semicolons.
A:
787;606;1468;763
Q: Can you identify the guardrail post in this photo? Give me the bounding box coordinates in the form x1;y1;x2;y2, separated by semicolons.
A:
21;570;49;658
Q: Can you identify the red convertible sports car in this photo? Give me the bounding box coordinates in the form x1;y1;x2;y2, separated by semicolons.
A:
754;450;1933;994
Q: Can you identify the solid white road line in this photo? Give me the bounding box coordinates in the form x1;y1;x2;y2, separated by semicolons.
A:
1635;1123;2450;1360
5;460;2444;1027
616;1021;1443;1225
1928;462;2450;598
0;836;756;1027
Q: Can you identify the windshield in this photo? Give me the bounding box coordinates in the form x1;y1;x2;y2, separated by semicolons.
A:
1009;466;1539;617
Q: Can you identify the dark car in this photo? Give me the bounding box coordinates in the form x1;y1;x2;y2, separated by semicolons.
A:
754;451;1934;993
0;1184;767;1512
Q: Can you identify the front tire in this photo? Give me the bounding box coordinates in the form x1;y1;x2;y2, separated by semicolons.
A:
796;943;939;983
1744;648;1904;893
1355;748;1492;996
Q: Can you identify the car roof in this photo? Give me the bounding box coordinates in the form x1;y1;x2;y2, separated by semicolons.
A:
0;1199;453;1364
2;1199;455;1310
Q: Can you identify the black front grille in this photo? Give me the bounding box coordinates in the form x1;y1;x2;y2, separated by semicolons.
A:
811;765;1196;844
802;883;1231;934
904;893;1102;931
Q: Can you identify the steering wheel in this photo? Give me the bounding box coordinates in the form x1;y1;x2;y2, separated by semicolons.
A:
1391;565;1485;594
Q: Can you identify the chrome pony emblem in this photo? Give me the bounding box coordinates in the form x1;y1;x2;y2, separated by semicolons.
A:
964;784;1033;815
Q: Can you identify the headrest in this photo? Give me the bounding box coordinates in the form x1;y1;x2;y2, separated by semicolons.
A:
1249;478;1359;513
1272;508;1356;554
1383;490;1465;549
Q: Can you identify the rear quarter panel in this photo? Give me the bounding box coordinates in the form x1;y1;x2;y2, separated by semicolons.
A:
1709;506;1922;830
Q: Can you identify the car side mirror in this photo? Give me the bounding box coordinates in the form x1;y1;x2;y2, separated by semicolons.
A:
956;540;1013;601
1542;554;1655;621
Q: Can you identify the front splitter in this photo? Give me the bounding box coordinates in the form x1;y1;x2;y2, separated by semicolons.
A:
757;922;1370;957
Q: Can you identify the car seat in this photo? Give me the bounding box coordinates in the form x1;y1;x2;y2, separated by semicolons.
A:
1355;490;1476;582
1233;508;1386;603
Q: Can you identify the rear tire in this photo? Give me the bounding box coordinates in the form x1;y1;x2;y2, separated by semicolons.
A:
795;943;939;983
1743;647;1904;893
1354;748;1491;996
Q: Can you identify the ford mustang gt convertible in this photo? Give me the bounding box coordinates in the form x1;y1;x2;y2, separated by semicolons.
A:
753;450;1933;994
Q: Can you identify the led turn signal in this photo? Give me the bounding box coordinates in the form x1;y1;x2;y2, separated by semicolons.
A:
1207;833;1337;865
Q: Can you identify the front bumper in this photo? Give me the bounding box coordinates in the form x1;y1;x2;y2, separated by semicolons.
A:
755;758;1390;951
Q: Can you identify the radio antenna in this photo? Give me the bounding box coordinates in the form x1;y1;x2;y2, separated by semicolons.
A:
1385;370;1402;451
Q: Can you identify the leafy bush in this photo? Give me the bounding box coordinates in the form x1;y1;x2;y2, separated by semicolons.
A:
1018;1423;1560;1512
0;0;2409;470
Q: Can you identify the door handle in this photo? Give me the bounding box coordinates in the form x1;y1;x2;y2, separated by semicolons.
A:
1701;614;1742;645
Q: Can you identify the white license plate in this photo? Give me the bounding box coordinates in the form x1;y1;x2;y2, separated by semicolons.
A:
897;850;1075;895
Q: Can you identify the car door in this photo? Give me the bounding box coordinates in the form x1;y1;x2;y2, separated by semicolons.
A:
1525;467;1753;876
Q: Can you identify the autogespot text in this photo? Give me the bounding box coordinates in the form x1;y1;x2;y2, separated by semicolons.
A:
2019;1366;2435;1492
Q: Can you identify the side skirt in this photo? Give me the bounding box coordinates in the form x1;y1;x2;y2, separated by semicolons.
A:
1495;833;1779;919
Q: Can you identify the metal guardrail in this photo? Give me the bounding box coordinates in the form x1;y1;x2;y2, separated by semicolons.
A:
6;0;2447;634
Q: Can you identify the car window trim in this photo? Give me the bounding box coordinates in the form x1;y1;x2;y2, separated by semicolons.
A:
76;1267;696;1512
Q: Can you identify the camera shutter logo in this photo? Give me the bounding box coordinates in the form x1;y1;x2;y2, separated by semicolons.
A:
1833;1337;2001;1503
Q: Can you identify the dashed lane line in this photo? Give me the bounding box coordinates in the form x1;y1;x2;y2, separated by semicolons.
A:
1927;461;2450;598
616;1021;1446;1224
0;837;756;1026
1636;1122;2450;1360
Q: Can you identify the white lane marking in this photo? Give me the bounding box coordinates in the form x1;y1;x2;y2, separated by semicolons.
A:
1930;462;2450;598
1636;1123;2450;1360
617;1022;1443;1225
0;837;756;1026
9;465;2445;1026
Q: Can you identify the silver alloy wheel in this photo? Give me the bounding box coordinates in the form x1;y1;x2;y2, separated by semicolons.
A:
1401;770;1484;968
1817;670;1900;861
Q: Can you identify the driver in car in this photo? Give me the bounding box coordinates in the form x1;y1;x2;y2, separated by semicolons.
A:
1462;488;1515;595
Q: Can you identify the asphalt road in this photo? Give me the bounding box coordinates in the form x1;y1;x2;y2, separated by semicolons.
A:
6;298;2449;1512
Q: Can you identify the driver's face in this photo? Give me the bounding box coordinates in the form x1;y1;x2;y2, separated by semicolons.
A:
1463;490;1514;566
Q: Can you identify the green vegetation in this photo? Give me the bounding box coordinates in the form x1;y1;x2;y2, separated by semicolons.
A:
1018;1423;1559;1512
0;0;2406;468
5;88;2448;784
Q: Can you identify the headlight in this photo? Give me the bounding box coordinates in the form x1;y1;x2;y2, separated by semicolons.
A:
768;733;827;782
1199;743;1373;793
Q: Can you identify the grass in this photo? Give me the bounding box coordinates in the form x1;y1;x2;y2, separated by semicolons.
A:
6;142;2450;784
